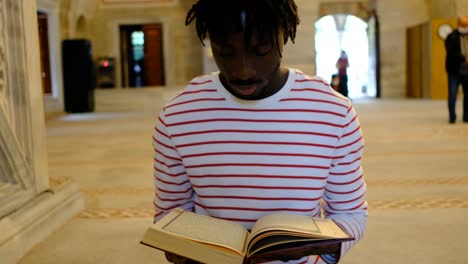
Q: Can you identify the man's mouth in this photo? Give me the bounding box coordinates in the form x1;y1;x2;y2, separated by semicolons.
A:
229;83;257;96
228;80;261;96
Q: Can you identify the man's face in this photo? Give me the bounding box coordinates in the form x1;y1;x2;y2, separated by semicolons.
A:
210;30;285;100
460;16;468;28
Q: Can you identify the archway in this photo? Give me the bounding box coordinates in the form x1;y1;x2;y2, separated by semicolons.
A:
315;14;376;99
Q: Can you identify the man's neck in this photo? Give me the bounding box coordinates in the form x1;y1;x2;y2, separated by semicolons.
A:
259;66;289;99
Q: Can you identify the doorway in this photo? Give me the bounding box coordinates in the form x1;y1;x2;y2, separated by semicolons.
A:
120;24;165;88
315;14;377;99
37;11;52;95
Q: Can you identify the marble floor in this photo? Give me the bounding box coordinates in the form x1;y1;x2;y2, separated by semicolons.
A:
19;87;468;264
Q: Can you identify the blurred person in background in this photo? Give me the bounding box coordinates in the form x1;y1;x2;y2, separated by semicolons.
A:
336;50;349;98
445;15;468;124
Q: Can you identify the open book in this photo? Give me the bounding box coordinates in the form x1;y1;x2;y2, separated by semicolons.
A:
140;208;353;264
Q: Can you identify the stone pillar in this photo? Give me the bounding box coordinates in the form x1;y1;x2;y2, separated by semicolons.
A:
0;0;83;262
282;0;319;76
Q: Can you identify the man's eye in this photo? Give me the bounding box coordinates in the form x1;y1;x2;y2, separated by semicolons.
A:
255;48;272;56
218;52;234;57
215;49;234;57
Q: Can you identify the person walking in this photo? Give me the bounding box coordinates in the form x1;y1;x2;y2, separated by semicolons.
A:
336;50;350;98
445;15;468;123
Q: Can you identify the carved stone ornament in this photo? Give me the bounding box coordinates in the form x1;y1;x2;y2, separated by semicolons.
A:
0;0;6;100
0;0;36;218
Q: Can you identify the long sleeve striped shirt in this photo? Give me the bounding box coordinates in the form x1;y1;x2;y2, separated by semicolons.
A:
152;69;368;264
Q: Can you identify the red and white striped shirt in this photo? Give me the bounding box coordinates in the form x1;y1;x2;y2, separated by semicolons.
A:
153;69;367;264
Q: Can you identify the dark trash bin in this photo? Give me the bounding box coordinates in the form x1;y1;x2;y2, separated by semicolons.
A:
62;39;96;113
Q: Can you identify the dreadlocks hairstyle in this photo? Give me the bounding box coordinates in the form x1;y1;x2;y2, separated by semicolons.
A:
185;0;300;49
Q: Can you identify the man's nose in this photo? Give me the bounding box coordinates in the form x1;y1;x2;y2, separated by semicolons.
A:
231;55;256;80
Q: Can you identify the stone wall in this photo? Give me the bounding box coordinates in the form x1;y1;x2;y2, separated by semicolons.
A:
456;0;468;15
72;0;201;87
280;0;430;98
291;0;461;98
377;0;429;97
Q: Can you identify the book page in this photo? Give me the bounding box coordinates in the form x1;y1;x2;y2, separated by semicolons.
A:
141;226;245;264
160;209;248;255
250;213;320;240
247;235;322;256
314;218;349;238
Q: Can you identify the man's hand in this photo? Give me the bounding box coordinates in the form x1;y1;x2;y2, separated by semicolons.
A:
165;252;203;264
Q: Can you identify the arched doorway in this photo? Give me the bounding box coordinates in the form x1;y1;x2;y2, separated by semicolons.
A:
315;14;377;99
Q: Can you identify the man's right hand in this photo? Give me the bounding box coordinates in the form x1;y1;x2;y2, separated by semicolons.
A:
165;252;203;264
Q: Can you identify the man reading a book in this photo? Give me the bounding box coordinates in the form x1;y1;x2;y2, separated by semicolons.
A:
152;0;368;263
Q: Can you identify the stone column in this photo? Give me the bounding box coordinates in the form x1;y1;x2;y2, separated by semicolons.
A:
0;0;41;218
0;0;83;262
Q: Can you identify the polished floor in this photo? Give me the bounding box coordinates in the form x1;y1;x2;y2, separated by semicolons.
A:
19;87;468;264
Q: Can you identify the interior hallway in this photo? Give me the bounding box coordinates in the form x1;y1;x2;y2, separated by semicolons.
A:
19;87;468;264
